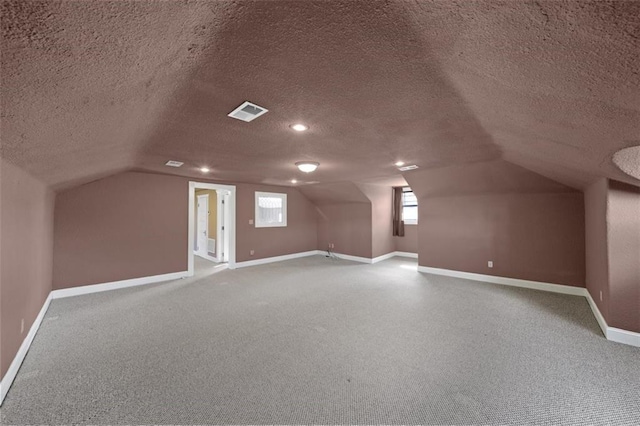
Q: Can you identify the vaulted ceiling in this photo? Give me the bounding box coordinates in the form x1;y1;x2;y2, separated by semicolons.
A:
2;0;639;191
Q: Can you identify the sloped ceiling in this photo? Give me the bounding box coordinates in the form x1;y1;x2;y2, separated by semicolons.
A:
2;0;639;191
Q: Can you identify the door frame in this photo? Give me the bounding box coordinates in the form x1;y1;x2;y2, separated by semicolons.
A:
188;181;237;273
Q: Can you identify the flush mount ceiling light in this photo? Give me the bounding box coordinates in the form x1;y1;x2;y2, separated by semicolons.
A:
200;167;210;173
395;161;405;167
398;164;419;171
290;123;308;132
291;179;298;184
296;161;319;173
165;160;184;167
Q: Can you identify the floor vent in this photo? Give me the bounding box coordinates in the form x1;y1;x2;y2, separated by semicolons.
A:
398;164;419;171
228;101;269;122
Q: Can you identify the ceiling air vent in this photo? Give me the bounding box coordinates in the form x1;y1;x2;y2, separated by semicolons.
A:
165;160;184;167
398;165;419;171
227;101;269;122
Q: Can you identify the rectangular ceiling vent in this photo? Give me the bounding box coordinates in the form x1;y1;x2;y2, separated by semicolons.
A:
228;101;269;122
165;160;184;168
398;164;419;171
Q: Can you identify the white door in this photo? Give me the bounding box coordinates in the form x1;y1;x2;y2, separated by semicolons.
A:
197;195;209;257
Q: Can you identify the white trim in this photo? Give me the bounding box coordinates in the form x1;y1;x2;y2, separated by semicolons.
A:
372;252;397;264
189;182;236;273
584;290;640;347
0;293;53;406
50;271;188;299
607;327;640;347
584;290;608;336
417;265;586;296
332;252;373;264
235;250;321;268
393;251;418;259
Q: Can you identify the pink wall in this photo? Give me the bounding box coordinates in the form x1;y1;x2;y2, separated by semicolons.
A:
234;183;317;262
359;184;395;258
406;160;585;287
584;179;610;320
52;172;318;289
53;172;188;289
606;180;640;332
316;202;372;258
1;160;55;378
394;224;418;253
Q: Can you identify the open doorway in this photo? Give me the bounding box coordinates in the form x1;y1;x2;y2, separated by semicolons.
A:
188;181;236;276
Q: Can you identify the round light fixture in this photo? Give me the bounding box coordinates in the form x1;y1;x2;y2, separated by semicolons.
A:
200;167;210;173
291;179;298;184
295;161;319;173
291;123;308;132
395;161;405;167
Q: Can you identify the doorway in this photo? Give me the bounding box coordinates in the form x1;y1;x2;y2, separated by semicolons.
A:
188;181;236;276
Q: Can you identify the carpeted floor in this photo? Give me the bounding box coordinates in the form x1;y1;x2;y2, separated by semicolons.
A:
1;256;639;425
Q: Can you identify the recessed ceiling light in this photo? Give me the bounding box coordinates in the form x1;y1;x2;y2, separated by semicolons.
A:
200;167;210;173
165;160;184;167
395;161;405;167
295;161;319;173
291;124;308;132
291;179;298;184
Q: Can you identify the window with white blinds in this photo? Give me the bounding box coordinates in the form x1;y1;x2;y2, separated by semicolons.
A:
255;192;287;227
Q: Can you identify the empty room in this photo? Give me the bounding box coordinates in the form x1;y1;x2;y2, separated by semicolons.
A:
1;1;639;424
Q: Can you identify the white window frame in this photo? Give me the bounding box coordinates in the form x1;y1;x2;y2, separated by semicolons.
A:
402;187;418;225
255;191;287;228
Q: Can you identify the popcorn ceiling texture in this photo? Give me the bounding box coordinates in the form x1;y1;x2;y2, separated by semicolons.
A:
1;0;639;191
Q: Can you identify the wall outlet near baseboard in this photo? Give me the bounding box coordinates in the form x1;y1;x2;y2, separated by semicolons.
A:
21;318;24;334
487;261;493;268
600;291;603;301
250;250;255;256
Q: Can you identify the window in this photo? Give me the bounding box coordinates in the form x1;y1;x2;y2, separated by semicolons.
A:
402;187;418;224
255;192;287;227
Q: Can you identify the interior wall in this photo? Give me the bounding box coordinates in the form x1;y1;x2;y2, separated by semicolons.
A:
394;224;418;253
53;172;188;289
584;179;610;321
235;183;317;262
358;184;395;258
316;203;372;258
406;160;586;287
52;172;318;288
1;159;55;378
606;180;640;332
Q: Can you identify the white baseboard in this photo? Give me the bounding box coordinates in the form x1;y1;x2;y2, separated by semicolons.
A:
235;250;321;268
417;265;586;296
607;327;640;347
51;271;189;299
0;293;53;406
584;291;608;336
393;251;418;259
331;252;373;264
584;291;640;347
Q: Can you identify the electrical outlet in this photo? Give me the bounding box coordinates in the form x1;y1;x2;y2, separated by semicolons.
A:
249;219;254;225
21;318;25;334
487;261;493;268
600;291;603;302
250;250;255;256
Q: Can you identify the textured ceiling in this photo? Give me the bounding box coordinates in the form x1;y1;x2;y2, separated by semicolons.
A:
2;0;639;191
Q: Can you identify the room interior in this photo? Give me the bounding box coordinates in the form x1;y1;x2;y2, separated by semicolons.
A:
1;0;639;423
